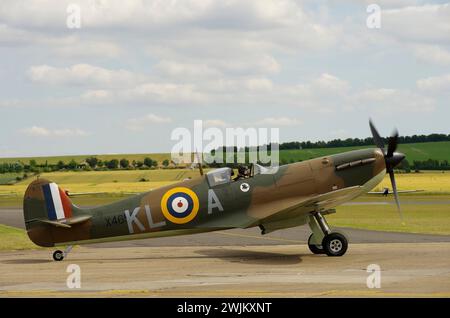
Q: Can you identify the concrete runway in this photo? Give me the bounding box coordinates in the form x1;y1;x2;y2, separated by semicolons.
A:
1;243;450;297
2;207;450;297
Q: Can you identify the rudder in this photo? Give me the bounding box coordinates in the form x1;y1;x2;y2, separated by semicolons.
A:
23;178;76;247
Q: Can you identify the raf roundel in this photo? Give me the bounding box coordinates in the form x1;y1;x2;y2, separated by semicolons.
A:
161;187;200;224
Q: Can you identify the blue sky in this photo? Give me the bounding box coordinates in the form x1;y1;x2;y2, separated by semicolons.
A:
0;0;449;157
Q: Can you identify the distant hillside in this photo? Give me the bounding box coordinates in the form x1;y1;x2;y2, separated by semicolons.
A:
0;153;171;165
0;141;449;166
279;141;450;163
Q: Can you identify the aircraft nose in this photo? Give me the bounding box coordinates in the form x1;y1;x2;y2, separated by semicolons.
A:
387;152;406;168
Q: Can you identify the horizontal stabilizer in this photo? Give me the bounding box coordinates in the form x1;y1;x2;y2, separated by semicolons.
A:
32;215;92;228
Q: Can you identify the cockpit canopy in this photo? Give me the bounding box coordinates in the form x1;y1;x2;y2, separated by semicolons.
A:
206;164;277;187
206;167;232;187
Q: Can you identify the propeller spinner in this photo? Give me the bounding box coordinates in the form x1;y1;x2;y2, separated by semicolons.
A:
369;120;406;223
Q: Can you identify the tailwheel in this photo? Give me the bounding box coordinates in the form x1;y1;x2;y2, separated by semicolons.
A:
53;250;64;262
308;234;325;254
322;232;348;257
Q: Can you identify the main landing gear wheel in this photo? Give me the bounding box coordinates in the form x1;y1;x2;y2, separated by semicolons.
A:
308;234;325;254
322;233;348;257
53;250;64;261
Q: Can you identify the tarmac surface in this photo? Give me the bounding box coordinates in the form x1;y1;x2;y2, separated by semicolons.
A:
1;208;450;297
0;243;449;297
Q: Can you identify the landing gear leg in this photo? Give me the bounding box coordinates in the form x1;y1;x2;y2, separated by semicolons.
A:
307;214;326;254
52;245;73;262
308;211;348;257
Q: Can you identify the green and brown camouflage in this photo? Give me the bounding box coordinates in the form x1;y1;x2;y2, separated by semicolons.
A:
23;147;387;248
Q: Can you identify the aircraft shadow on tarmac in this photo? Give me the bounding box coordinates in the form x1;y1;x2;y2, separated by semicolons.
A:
2;248;308;265
3;255;212;264
2;259;53;264
196;249;305;265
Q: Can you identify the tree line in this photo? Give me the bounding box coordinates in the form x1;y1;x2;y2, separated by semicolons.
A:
0;157;172;174
213;133;450;152
1;132;450;174
278;133;450;150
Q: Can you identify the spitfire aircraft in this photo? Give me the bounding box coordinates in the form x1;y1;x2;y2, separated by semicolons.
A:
23;121;406;261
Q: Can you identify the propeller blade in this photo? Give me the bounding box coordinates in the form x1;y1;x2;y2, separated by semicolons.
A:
389;170;405;224
369;119;385;150
387;129;399;158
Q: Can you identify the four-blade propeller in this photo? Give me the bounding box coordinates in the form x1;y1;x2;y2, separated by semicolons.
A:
369;120;406;223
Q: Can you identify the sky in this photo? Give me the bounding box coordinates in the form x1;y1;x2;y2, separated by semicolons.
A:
0;0;449;157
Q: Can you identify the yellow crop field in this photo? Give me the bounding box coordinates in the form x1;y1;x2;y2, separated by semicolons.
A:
1;170;449;196
0;169;208;196
1;181;177;196
376;172;450;193
16;169;206;184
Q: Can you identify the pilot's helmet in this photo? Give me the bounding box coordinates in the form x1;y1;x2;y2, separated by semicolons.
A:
238;165;248;174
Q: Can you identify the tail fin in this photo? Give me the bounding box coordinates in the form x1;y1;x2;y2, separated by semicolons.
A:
23;179;90;247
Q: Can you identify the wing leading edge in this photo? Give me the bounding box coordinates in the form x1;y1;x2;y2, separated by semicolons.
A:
261;186;363;224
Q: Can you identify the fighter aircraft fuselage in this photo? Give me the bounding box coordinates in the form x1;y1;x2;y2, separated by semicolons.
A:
24;148;386;247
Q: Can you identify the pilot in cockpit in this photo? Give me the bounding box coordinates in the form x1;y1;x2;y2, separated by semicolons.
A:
234;165;250;181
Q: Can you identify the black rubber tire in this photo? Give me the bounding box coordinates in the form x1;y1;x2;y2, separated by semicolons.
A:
308;234;325;254
53;250;64;262
322;232;348;257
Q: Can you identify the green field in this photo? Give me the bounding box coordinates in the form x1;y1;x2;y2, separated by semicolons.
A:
0;173;22;185
1;141;449;165
329;197;450;236
279;141;450;162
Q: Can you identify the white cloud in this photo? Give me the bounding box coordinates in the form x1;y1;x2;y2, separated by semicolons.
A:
417;74;450;92
414;45;450;65
21;126;89;137
0;24;121;58
125;113;173;131
52;38;122;59
0;23;31;45
310;73;350;94
251;117;302;127
120;83;208;104
28;64;146;87
244;78;274;91
0;0;340;65
0;0;321;31
352;88;436;112
346;0;425;8
203;119;228;128
81;90;111;100
383;4;450;43
153;54;282;80
154;60;221;79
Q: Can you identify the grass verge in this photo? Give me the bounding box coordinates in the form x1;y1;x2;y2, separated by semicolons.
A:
330;203;450;235
0;224;40;251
